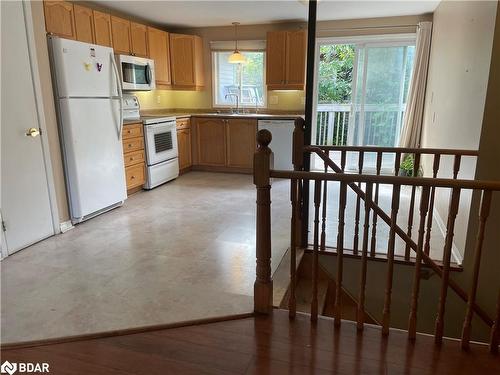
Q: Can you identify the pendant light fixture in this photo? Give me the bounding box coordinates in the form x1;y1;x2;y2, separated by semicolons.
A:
228;22;246;64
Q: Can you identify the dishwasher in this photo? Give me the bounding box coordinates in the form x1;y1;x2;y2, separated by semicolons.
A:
257;119;295;170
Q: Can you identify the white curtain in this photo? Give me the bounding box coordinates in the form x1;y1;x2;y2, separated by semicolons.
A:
399;21;433;148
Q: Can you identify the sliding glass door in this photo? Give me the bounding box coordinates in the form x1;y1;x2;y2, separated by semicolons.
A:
313;36;415;171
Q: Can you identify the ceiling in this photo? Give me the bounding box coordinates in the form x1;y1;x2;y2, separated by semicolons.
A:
95;1;440;28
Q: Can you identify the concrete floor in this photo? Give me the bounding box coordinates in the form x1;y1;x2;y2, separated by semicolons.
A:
1;172;291;344
1;171;446;344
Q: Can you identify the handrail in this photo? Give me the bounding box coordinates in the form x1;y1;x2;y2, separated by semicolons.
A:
254;125;500;353
270;170;500;190
294;147;498;328
306;145;479;156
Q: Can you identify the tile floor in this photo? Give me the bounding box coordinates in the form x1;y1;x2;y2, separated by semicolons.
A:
1;171;446;344
1;172;291;344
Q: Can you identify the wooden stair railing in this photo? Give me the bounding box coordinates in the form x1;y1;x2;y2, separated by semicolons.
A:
254;128;500;353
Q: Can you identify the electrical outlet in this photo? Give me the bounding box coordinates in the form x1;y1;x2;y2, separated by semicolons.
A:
269;95;279;105
156;95;161;104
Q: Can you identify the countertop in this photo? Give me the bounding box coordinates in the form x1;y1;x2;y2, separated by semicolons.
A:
123;111;304;125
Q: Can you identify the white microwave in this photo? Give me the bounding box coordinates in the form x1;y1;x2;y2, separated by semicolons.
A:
115;54;156;91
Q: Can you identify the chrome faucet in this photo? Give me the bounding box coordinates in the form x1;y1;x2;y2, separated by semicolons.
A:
225;93;239;113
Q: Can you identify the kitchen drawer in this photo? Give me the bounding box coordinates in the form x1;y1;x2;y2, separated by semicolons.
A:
125;163;145;189
176;118;190;129
124;149;145;167
122;136;144;153
123;123;143;139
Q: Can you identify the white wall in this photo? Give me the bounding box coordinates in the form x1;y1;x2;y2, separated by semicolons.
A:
420;0;498;258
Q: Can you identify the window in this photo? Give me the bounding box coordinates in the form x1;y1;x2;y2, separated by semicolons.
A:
212;50;266;108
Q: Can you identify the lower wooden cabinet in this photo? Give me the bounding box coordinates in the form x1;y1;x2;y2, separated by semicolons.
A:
194;117;257;172
225;119;257;169
177;128;192;171
195;118;226;166
122;123;145;194
125;163;145;190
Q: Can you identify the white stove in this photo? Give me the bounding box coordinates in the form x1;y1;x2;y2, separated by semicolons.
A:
123;96;179;189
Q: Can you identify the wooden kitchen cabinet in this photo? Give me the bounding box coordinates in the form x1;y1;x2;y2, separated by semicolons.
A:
111;16;131;54
177;128;192;171
225;119;257;169
193;117;257;172
43;1;76;39
131;22;148;57
170;34;204;89
266;30;306;90
93;10;113;47
74;4;94;43
148;27;171;85
122;123;145;194
195;118;226;166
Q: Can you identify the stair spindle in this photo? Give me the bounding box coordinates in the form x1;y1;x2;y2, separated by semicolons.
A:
408;186;431;340
340;150;346;172
405;153;421;260
311;180;322;322
334;181;347;327
357;182;373;331
424;154;441;255
353;151;364;255
370;152;383;256
461;190;492;349
320;152;329;251
394;152;401;176
382;183;401;335
490;290;500;353
453;155;461;179
434;187;461;344
288;179;299;319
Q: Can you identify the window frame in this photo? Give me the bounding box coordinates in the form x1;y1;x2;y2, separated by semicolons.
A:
211;49;267;109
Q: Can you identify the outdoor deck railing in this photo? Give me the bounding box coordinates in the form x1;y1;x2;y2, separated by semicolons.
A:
316;103;406;147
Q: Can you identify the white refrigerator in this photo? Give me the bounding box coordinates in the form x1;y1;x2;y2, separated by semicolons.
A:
49;37;127;224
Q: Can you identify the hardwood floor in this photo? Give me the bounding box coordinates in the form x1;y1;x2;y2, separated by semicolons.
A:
2;309;498;374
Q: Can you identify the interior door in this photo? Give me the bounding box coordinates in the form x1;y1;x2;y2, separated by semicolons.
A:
1;1;55;255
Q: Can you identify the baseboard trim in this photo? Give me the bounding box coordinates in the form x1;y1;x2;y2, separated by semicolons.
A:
433;209;463;265
191;165;252;174
1;312;254;351
59;221;74;234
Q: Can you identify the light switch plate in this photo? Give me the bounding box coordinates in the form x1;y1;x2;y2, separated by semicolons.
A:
269;95;279;105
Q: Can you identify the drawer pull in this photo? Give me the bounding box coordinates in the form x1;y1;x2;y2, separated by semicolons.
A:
131;175;135;180
128;144;133;148
129;157;134;161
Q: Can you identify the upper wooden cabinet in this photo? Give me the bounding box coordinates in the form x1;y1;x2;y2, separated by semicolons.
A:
170;34;204;89
44;1;76;39
111;16;131;54
74;5;94;44
147;27;171;85
93;10;112;47
266;30;306;90
131;22;148;57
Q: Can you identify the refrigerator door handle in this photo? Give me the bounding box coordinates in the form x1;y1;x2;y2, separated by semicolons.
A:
110;53;124;139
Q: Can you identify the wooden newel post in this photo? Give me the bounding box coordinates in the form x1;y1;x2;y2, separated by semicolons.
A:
293;118;306;248
254;129;274;314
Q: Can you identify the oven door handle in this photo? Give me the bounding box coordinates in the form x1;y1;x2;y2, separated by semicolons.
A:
111;52;123;140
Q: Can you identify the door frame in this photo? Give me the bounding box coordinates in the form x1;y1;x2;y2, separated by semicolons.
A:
2;1;60;256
